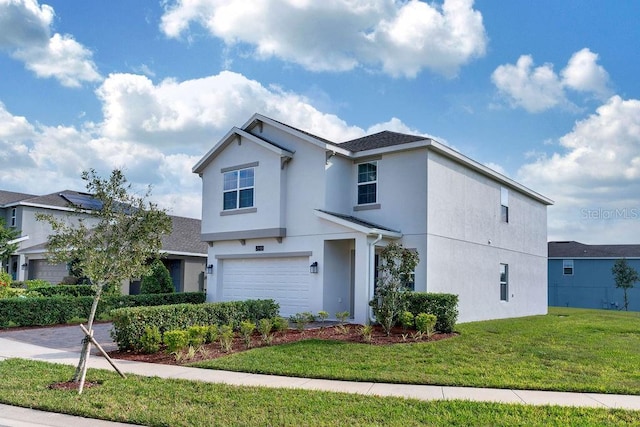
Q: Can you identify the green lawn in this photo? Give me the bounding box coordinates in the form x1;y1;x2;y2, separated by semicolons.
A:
192;307;640;394
0;358;638;426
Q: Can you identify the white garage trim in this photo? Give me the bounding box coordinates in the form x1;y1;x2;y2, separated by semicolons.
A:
220;256;311;317
216;251;312;259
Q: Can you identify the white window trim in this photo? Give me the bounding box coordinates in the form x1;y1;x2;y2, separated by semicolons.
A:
357;161;378;206
500;263;509;302
223;166;255;211
562;259;574;276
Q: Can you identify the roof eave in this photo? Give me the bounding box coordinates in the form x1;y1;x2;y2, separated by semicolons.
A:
314;210;402;239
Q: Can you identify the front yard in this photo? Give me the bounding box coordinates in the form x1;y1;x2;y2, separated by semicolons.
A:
192;307;640;394
1;307;639;426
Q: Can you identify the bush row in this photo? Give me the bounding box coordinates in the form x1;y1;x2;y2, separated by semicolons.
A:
30;284;97;297
0;292;205;328
110;299;280;351
405;292;459;333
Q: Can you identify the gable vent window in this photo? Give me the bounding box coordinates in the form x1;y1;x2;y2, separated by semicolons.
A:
500;187;509;223
563;259;574;276
223;167;254;210
357;161;377;205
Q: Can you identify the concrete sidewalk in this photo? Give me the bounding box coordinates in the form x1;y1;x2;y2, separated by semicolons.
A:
2;335;640;413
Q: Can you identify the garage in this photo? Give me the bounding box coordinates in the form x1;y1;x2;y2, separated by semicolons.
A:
27;260;68;284
221;256;310;317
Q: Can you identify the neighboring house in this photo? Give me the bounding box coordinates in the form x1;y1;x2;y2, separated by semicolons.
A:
548;241;640;311
193;114;553;324
0;189;207;293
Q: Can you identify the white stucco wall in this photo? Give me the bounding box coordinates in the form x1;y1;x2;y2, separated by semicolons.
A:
425;151;548;322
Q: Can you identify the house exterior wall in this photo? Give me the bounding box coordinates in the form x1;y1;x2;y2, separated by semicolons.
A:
198;117;550;325
425;151;548;322
548;258;640;311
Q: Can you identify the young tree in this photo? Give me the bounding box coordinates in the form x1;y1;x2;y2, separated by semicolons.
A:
140;258;174;294
370;243;419;335
0;218;20;272
37;169;172;390
612;258;639;311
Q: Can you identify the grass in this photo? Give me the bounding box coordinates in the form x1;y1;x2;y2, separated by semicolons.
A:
191;307;640;394
0;358;639;426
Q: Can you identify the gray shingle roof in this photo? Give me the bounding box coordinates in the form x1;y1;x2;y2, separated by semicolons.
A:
0;190;37;206
338;131;427;152
548;241;640;258
162;216;207;255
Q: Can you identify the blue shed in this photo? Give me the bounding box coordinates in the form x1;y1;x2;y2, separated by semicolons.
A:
548;241;640;311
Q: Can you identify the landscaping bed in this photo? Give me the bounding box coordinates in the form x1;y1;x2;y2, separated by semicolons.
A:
108;324;457;365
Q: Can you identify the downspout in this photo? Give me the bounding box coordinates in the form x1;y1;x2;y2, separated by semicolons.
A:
368;233;383;323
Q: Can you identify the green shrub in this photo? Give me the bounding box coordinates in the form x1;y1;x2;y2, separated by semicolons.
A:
140;326;162;353
0;292;205;328
110;299;279;351
399;311;415;331
187;325;208;347
415;313;437;337
140;259;174;294
0;271;11;288
164;329;189;353
205;325;219;344
405;292;459;333
219;324;234;352
257;318;273;344
239;320;256;348
31;285;95;298
271;316;289;333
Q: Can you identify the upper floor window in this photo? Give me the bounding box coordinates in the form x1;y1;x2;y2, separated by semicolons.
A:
500;263;509;301
563;259;574;275
10;208;16;227
357;161;377;205
500;187;509;223
223;167;254;210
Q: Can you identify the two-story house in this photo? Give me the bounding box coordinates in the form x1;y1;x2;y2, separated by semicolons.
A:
548;241;640;311
1;189;207;293
193;114;553;324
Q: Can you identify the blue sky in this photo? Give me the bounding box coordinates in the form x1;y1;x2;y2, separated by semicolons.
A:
1;0;639;243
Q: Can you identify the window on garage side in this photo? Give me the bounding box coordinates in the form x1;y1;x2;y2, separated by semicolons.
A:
500;187;509;223
500;263;509;301
357;161;377;205
223;167;254;210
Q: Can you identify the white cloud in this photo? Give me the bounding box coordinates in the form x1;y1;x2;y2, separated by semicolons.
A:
492;48;611;113
561;48;611;99
160;0;487;78
518;96;640;243
96;70;367;148
0;0;101;87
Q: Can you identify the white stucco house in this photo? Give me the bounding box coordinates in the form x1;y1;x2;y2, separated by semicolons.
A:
193;114;553;324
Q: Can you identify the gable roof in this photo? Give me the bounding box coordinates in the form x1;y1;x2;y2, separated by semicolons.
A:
548;241;640;258
339;131;428;152
315;209;402;238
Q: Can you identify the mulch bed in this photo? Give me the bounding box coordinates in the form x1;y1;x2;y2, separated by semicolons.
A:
108;324;457;366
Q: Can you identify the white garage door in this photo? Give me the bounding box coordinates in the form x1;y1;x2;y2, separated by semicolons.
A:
222;257;310;317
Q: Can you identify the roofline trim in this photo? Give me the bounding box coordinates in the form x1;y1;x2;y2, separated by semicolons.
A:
314;210;402;238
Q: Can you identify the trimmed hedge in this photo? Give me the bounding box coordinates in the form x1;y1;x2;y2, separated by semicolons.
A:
111;299;280;351
0;292;206;328
405;292;459;333
31;285;96;298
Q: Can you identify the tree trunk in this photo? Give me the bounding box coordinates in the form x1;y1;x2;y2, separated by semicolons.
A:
73;285;103;383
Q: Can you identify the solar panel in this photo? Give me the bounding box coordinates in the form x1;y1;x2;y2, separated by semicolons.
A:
60;192;103;211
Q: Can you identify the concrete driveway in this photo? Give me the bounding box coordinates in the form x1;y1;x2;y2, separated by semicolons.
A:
0;322;117;354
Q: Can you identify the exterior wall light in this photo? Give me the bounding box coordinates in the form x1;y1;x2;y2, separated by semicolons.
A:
21;262;28;270
206;264;214;274
310;262;318;274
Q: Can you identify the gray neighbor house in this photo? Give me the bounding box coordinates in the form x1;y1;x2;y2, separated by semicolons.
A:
548;241;640;311
0;189;207;294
